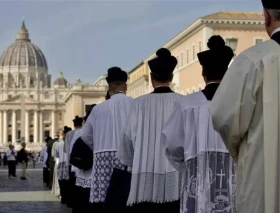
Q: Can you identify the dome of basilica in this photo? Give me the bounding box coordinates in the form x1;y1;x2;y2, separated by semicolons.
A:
54;72;68;87
0;20;48;69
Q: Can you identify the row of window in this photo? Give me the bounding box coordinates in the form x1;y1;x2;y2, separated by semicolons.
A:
7;94;64;100
6;130;51;142
174;37;265;70
176;41;203;69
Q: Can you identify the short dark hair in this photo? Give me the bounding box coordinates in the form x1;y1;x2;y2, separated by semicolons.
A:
267;9;280;21
203;67;227;81
151;73;173;83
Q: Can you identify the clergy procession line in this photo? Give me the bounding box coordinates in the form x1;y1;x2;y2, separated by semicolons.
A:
39;1;279;213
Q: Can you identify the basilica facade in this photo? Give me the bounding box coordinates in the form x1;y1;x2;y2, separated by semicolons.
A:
0;21;107;150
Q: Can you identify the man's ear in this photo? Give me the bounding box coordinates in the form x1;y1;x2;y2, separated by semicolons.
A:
264;9;272;28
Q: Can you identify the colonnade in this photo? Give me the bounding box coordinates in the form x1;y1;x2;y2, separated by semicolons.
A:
0;110;57;144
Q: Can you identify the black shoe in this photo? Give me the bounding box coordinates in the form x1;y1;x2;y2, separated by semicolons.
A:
20;177;27;180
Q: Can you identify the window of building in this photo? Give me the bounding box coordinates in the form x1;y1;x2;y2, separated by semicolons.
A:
199;41;202;52
192;45;196;60
186;49;189;64
43;112;50;121
44;131;50;138
29;95;34;99
44;94;50;99
255;38;264;45
8;95;12;99
17;131;21;141
85;105;93;113
45;125;50;128
59;95;64;99
30;135;34;143
181;52;184;67
225;38;238;53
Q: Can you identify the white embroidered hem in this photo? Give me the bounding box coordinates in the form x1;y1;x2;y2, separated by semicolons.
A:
127;171;181;206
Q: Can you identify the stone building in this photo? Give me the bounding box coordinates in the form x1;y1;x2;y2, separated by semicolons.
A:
127;11;269;96
0;21;106;150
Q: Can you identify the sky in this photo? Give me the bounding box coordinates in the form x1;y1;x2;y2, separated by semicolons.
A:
0;0;263;84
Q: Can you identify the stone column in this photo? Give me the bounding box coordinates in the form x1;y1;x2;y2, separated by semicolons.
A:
34;110;38;143
25;110;29;143
39;110;44;144
0;111;2;144
12;110;17;144
51;110;56;138
3;110;7;144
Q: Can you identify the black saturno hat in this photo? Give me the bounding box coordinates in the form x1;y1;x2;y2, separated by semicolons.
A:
73;116;83;126
148;48;177;77
262;0;280;9
197;35;234;70
63;126;72;135
106;67;128;84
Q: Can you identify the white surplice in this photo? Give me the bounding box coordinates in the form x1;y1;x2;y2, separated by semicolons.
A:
71;128;92;189
40;145;48;168
69;129;83;173
51;141;60;196
64;128;81;165
117;92;184;205
81;93;133;203
209;39;280;213
162;91;236;213
55;139;68;180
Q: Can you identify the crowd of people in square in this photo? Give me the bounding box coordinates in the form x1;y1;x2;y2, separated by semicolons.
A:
3;144;40;180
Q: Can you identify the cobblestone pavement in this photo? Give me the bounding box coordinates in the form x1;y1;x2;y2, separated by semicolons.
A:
0;165;71;213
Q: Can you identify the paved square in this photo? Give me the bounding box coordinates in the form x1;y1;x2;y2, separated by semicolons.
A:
0;166;71;213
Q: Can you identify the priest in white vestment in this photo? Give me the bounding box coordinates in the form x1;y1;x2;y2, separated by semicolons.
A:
162;36;236;213
51;138;60;197
64;116;84;208
81;67;133;213
117;48;183;213
71;105;96;213
55;126;72;204
41;140;49;186
209;1;280;212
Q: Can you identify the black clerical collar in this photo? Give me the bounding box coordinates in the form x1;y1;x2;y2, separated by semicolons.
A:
271;30;280;45
152;86;174;94
202;83;220;101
